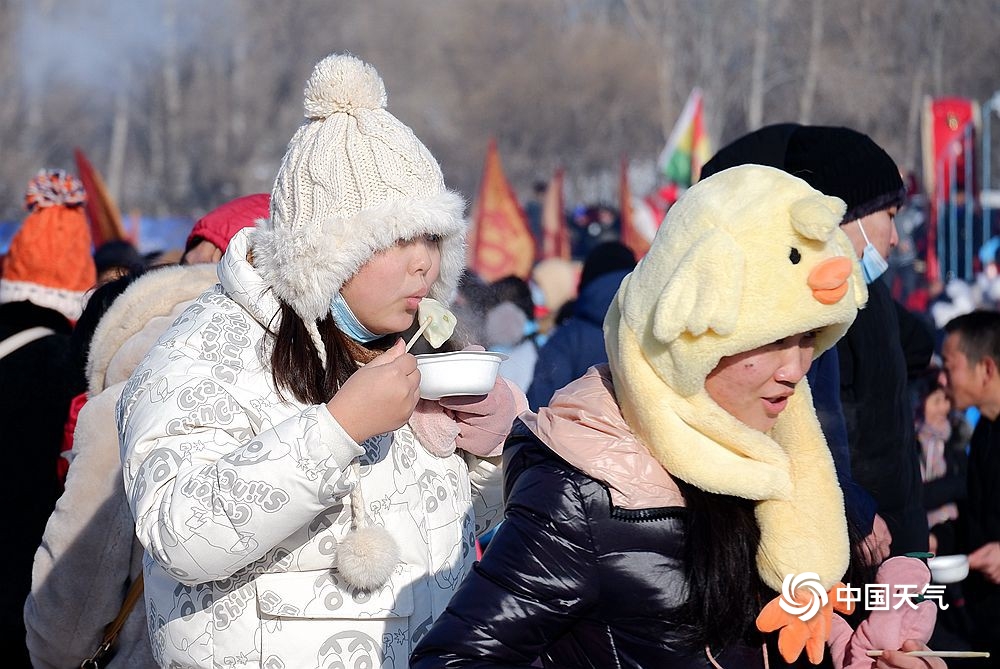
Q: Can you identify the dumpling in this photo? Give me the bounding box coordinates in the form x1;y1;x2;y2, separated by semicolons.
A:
417;297;457;348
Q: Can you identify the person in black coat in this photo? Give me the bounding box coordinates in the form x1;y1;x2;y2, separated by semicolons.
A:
0;169;95;666
937;310;1000;662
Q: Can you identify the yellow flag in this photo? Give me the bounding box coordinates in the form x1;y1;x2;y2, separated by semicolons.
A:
468;139;535;281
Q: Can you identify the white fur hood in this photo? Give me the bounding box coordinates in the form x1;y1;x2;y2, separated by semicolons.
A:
86;263;219;393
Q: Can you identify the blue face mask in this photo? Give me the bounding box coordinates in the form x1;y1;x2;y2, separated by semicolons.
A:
857;220;889;284
330;291;381;343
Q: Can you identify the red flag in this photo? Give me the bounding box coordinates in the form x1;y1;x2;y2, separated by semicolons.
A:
74;147;128;248
619;157;650;259
921;97;979;281
540;168;569;261
468;139;535;282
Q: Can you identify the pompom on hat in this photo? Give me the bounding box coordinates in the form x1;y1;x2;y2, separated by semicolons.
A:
0;169;96;321
251;53;466;365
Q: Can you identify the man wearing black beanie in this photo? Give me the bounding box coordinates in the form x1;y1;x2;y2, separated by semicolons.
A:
702;125;934;558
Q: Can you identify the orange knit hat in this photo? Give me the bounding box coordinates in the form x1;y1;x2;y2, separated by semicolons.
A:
0;169;96;320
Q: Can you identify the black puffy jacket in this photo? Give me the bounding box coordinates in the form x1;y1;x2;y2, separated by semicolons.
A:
837;280;933;554
411;420;830;669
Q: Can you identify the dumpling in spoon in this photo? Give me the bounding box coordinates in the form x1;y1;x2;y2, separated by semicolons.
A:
417;298;457;348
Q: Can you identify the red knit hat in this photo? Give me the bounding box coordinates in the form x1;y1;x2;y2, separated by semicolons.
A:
0;170;96;320
185;193;270;254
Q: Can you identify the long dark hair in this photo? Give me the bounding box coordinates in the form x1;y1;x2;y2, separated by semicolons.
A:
676;478;874;651
269;302;368;404
675;478;767;650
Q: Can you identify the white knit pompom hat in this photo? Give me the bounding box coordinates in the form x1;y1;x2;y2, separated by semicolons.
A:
252;54;466;592
252;53;466;365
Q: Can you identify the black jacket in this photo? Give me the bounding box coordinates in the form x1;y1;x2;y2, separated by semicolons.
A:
526;270;629;411
837;279;933;554
0;300;85;665
920;418;970;518
411;421;830;669
961;419;1000;640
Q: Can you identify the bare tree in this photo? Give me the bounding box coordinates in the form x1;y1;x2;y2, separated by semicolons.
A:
106;63;130;204
20;0;57;158
747;0;771;131
929;0;945;97
161;0;188;205
2;0;1000;221
623;0;681;140
797;0;824;124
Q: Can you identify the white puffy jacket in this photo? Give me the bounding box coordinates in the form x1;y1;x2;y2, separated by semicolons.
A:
118;230;503;668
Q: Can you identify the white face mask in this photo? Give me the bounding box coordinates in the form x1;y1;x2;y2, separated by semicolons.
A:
856;220;889;284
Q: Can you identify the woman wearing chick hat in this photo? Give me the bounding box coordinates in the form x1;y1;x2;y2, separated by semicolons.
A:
700;125;935;560
118;54;521;669
412;165;940;668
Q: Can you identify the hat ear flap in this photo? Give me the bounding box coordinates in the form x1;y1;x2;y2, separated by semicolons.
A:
652;229;744;343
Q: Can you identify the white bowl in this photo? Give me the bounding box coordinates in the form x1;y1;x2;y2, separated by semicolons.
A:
415;350;507;400
928;554;969;584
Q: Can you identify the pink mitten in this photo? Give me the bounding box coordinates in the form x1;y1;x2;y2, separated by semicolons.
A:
409;344;528;458
439;376;527;457
409;400;462;457
827;557;938;668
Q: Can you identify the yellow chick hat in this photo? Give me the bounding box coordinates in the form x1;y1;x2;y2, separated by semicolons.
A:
605;164;867;597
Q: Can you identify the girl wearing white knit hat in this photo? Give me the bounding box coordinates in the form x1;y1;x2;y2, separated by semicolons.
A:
118;53;522;669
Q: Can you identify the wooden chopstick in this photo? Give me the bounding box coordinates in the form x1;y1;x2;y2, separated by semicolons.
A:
866;650;990;658
405;318;431;352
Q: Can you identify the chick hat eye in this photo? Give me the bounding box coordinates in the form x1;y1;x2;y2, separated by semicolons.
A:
789;247;801;264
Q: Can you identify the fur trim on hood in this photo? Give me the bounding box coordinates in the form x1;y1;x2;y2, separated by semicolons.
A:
252;190;466;325
86;263;219;393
